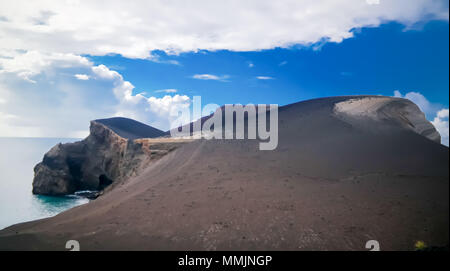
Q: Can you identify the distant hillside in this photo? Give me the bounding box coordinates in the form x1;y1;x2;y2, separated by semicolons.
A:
95;117;165;140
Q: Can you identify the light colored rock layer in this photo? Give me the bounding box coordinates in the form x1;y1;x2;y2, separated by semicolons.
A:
334;97;441;143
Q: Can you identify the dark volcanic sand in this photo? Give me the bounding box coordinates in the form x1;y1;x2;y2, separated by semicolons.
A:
0;96;448;250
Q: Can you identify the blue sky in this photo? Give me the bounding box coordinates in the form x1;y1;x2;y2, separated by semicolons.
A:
90;20;449;116
0;0;448;145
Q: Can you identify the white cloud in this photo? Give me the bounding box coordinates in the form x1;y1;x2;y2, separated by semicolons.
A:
90;64;191;130
0;0;447;59
248;62;254;68
394;90;434;115
74;74;89;80
279;61;288;66
366;0;380;5
0;50;91;82
0;111;44;137
0;52;191;137
155;89;178;93
113;93;191;131
92;64;121;80
256;76;274;80
432;109;449;146
437;108;449;119
163;60;181;66
192;74;229;81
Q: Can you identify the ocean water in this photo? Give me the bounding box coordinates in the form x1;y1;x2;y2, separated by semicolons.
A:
0;138;89;230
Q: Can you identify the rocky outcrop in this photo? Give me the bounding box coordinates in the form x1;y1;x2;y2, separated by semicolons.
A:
334;96;441;144
32;120;177;196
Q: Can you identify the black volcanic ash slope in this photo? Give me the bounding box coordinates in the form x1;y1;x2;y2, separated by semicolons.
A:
1;96;448;251
95;117;165;140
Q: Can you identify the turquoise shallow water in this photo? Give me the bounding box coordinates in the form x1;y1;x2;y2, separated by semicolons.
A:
0;138;89;230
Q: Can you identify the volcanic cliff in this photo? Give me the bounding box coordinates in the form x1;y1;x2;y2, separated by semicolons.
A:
32;118;171;196
2;96;447;251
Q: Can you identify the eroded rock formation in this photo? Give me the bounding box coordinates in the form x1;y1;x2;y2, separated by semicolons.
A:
334;96;441;143
32;120;175;196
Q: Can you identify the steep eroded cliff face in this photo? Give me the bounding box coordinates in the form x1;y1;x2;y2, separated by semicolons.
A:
32;121;178;196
